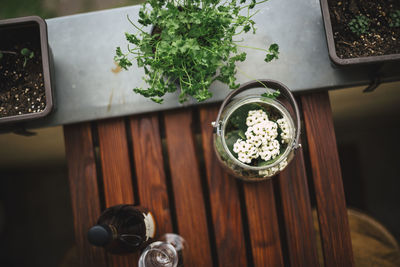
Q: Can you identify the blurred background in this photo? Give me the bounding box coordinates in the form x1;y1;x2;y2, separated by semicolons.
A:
0;1;399;266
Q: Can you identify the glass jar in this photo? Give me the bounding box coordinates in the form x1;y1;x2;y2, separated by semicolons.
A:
212;80;301;181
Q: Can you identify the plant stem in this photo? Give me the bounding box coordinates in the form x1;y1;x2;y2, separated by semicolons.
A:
236;66;268;89
239;0;269;11
0;50;17;55
127;15;147;34
237;45;268;52
182;63;192;87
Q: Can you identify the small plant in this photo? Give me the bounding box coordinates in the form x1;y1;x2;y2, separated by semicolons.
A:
389;10;400;28
348;15;370;36
115;0;279;104
220;99;293;177
231;108;290;164
0;48;34;67
20;48;34;67
261;88;280;99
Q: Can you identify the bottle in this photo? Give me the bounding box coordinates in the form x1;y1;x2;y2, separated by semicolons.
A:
87;204;156;254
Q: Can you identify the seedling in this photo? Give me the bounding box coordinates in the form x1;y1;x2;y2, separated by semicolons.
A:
261;89;280;99
0;48;34;67
348;15;370;36
389;10;400;28
21;48;34;67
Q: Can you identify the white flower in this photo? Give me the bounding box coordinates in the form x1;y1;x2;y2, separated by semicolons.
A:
245;127;254;139
259;166;279;177
246;116;256;126
232;109;289;166
238;152;252;163
259;149;272;161
279;159;288;170
246;110;269;126
233;139;246;153
277;118;291;144
271;140;279;149
248;145;259;158
270;149;280;159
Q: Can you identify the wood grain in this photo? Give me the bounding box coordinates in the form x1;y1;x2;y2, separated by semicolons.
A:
97;118;137;267
164;109;213;267
301;92;354;267
64;123;108;267
97;118;135;205
243;180;284;267
277;149;320;266
129;113;173;235
199;105;247;267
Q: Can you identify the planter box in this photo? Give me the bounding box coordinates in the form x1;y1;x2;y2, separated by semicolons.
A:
319;0;400;66
0;16;54;125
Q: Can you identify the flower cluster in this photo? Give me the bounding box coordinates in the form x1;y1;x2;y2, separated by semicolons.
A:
277;118;291;144
233;109;284;164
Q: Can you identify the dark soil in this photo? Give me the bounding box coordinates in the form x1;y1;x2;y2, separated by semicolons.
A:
0;25;46;118
0;44;45;118
328;0;400;59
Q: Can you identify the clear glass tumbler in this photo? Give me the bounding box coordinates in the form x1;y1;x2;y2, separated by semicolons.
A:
138;234;186;267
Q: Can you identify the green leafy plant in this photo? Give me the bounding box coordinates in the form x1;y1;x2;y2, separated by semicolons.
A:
389;9;400;28
261;89;280;99
348;15;370;36
115;0;279;104
20;48;34;67
0;48;34;67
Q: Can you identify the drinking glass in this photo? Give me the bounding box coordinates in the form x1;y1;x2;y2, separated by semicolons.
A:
139;234;186;267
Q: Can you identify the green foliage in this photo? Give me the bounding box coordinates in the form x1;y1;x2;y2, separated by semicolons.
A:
389;10;400;28
227;103;266;132
225;130;241;154
224;102;286;163
115;0;279;104
264;43;279;62
21;48;34;67
0;48;34;67
348;15;370;36
261;89;280;99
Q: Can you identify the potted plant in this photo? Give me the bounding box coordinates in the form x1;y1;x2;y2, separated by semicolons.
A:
212;79;301;181
115;0;279;104
320;0;400;66
0;16;53;125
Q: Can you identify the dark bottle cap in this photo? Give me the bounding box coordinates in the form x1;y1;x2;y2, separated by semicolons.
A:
87;225;112;247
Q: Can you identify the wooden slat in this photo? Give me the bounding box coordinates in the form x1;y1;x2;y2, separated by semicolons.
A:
277;149;320;266
97;118;137;267
64;123;108;267
98;118;135;205
164;109;213;267
243;180;284;267
199;105;247;267
130;113;173;235
301;92;354;267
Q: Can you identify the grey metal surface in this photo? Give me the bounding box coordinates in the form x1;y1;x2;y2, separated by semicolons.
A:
27;0;400;128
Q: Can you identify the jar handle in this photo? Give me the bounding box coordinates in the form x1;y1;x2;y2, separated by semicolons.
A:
212;79;301;150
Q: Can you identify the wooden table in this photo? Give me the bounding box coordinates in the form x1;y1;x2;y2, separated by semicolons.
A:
64;91;354;267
